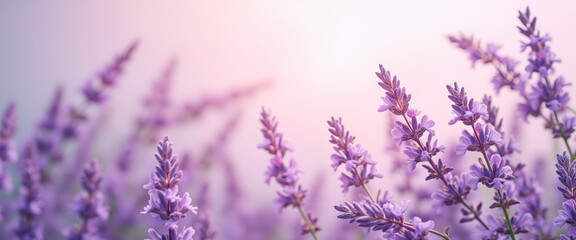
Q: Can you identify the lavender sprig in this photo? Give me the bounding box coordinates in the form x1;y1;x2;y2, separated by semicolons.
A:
446;82;518;239
61;41;138;140
14;142;43;240
328;117;382;196
376;65;488;229
334;201;437;240
0;102;17;194
257;108;320;239
142;136;197;240
67;159;108;239
556;199;576;237
517;7;575;161
556;152;576;200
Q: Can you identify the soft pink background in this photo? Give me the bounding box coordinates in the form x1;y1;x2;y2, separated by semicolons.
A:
1;1;575;236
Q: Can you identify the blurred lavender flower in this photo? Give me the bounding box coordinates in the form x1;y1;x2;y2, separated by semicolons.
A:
194;212;216;240
0;102;17;194
377;65;490;229
515;168;553;239
142;136;197;240
553;116;576;139
482;213;532;239
334;200;435;239
328;117;382;192
258;108;320;238
61;41;138;140
35;87;64;165
14;142;43;240
66;159;108;239
556;199;576;236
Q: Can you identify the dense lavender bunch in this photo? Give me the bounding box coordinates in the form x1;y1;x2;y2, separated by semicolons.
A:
257;108;320;238
334;201;436;239
14;143;43;240
328;117;382;192
514;168;553;239
62;41;138;140
67;160;108;239
0;102;17;192
142;136;197;240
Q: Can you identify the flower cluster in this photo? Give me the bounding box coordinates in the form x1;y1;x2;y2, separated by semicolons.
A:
142;136;197;240
328;117;382;192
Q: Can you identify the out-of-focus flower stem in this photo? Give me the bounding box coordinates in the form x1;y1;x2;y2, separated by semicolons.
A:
297;203;318;240
554;110;575;161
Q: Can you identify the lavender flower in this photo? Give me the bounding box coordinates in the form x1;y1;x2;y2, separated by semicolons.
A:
328;117;382;192
469;154;515;190
66;159;108;239
14;142;43;240
376;64;411;115
454;123;503;156
258;108;319;238
446;83;489;125
62;41;138;140
556;199;576;236
0;102;17;194
142;136;197;240
334;201;434;239
377;65;490;229
35;87;64;163
553;116;576;139
556;152;576;200
483;213;532;239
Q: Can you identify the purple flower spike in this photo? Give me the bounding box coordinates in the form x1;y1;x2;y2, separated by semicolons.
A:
446;83;489;125
258;108;319;237
556;199;576;236
14;142;43;239
334;200;433;239
0;102;17;163
0;103;17;196
553;116;576;139
328;117;382;192
98;41;138;86
556;152;576;200
376;64;411;115
66;159;108;239
483;213;532;239
142;136;197;240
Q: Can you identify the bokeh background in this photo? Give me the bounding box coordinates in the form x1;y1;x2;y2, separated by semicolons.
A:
1;1;575;239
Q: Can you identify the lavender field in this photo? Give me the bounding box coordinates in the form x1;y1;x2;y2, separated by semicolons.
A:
1;2;576;239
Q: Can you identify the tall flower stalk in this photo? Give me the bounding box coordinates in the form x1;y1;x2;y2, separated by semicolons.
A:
66;159;108;239
0;102;17;195
142;136;197;240
14;142;43;240
257;107;319;239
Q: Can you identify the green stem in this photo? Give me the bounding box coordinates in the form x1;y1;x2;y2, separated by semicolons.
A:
429;230;450;240
553;111;576;161
568;106;576;115
297;203;319;240
498;190;516;240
